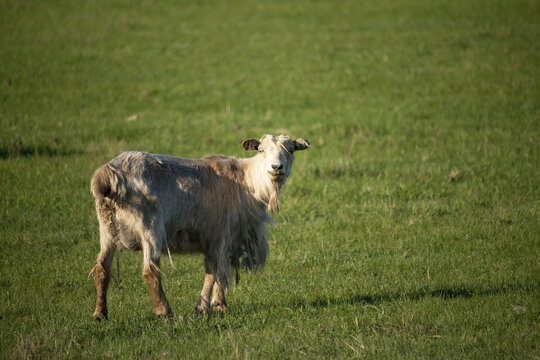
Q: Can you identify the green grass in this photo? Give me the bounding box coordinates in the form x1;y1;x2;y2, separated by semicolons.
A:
1;0;539;358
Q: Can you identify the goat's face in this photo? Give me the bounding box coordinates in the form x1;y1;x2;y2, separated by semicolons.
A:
242;134;310;183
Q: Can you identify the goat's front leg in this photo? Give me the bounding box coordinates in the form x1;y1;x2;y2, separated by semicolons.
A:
211;279;228;312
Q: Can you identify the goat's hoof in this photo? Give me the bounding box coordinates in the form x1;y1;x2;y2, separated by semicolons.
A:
212;302;228;312
154;308;174;319
195;304;211;316
155;312;174;320
93;311;107;321
195;298;211;316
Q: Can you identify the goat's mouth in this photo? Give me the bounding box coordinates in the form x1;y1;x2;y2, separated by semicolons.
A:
268;171;285;181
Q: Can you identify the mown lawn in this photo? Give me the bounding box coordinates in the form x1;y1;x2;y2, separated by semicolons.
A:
0;0;538;358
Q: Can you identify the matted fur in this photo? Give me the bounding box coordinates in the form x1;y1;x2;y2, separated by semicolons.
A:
90;134;310;318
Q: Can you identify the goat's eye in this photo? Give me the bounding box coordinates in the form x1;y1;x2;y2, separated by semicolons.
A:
258;149;265;153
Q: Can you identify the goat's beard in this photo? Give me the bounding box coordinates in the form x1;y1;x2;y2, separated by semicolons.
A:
267;181;282;215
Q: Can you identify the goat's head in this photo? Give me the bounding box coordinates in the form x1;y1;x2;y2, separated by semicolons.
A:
242;134;310;184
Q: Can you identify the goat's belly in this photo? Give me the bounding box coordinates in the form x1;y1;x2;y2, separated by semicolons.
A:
116;229;142;251
110;209;143;251
167;228;203;254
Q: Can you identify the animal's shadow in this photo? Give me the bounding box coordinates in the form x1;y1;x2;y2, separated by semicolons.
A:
297;282;531;310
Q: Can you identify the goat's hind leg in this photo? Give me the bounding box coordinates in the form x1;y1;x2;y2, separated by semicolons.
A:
211;280;228;312
142;260;173;318
141;231;173;318
195;273;214;315
195;258;215;315
91;240;116;321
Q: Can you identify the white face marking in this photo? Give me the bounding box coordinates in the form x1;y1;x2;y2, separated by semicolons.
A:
257;135;295;182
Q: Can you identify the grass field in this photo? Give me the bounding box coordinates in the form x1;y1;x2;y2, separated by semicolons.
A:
0;0;539;358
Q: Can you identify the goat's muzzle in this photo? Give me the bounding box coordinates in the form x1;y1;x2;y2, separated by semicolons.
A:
268;170;285;182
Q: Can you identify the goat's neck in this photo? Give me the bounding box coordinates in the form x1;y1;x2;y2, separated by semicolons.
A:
240;156;282;214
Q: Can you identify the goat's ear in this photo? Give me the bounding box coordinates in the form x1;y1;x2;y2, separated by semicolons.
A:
293;138;311;151
242;139;260;151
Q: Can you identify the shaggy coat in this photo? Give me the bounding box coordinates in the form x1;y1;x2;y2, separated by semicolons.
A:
90;134;310;319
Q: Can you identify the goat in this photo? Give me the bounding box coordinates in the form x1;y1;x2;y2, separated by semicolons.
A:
89;134;310;320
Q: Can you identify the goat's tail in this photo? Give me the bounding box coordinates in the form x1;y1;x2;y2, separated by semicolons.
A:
91;164;125;243
91;164;125;201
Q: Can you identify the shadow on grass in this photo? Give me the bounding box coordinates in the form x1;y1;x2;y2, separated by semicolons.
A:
0;139;80;158
302;282;537;309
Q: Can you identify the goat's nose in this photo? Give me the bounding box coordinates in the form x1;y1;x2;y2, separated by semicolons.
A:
272;164;283;171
